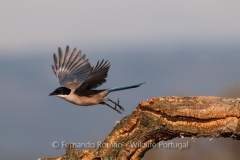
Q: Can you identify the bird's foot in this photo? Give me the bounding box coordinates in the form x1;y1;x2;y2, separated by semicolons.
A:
109;106;122;114
101;101;122;114
116;98;124;111
109;98;125;111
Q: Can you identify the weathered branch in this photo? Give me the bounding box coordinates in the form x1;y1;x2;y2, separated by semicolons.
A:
40;96;240;160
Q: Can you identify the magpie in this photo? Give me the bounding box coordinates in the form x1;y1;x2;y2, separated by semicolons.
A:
49;46;145;113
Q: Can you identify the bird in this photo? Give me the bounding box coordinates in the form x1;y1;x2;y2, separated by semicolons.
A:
49;46;145;113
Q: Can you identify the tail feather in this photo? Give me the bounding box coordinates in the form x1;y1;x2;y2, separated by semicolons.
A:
107;82;146;92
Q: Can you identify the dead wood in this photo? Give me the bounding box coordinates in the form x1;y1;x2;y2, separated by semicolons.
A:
40;96;240;160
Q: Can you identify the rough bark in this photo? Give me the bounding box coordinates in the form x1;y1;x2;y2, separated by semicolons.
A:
40;96;240;160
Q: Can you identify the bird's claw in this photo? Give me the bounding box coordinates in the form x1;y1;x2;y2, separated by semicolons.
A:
111;106;122;114
116;98;124;111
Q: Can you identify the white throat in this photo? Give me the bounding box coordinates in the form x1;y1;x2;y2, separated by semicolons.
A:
56;94;68;99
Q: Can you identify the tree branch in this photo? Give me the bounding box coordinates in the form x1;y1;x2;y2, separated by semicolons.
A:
40;96;240;160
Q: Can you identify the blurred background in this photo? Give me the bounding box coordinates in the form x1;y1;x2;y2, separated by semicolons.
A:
1;1;240;160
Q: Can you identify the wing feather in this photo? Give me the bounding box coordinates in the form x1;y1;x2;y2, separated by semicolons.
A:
94;59;104;70
70;53;84;71
64;47;76;71
75;59;110;94
58;47;63;71
70;55;87;72
68;51;81;73
62;46;69;71
51;46;92;89
53;53;58;71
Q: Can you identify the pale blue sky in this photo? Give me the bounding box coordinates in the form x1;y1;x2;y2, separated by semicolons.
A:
1;0;240;55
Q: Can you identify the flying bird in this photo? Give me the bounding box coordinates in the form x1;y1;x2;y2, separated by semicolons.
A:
49;46;145;113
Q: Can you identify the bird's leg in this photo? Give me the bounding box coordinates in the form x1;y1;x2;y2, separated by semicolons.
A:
108;98;125;111
100;102;122;114
117;98;120;106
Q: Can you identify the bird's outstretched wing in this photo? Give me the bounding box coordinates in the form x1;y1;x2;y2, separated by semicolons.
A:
75;59;110;94
51;46;92;89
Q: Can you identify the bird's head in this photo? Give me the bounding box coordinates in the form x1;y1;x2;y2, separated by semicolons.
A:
49;87;71;97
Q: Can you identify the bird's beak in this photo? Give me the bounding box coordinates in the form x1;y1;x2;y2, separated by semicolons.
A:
49;92;56;96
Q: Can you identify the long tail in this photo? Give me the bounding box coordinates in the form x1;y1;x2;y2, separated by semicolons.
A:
107;82;146;92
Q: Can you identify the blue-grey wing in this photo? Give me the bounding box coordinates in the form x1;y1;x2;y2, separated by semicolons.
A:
51;46;92;89
74;59;110;94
